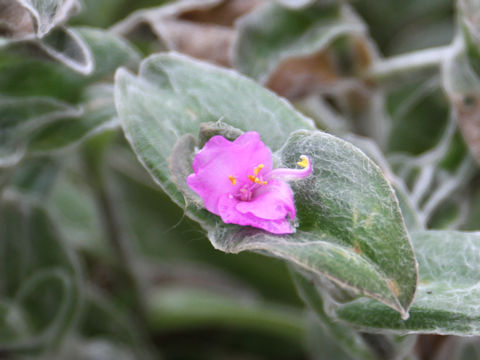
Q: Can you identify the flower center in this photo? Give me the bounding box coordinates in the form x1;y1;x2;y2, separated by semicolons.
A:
229;163;267;201
226;155;312;202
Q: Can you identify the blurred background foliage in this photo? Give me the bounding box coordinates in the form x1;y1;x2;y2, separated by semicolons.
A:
1;0;480;359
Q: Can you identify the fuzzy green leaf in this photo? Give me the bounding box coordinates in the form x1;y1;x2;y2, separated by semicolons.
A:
28;84;118;153
0;85;116;167
0;26;140;101
38;27;94;74
0;195;80;351
336;230;480;335
208;130;417;317
0;96;81;167
147;286;304;341
115;53;417;317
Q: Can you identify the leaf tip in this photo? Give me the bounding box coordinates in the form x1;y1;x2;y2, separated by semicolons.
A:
400;309;410;321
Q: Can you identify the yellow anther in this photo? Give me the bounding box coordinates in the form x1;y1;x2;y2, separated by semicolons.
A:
254;164;264;176
228;175;236;185
248;175;267;186
255;178;267;185
297;156;309;168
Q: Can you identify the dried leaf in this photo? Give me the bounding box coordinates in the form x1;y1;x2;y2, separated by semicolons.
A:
154;20;234;66
179;0;265;26
266;50;338;99
0;0;34;39
112;0;262;67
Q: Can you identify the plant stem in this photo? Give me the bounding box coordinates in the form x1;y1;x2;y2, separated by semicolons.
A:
368;45;452;83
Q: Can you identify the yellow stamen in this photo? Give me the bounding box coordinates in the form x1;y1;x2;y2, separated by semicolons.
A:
255;178;267;185
254;164;264;176
248;174;267;185
297;156;309;168
228;175;237;185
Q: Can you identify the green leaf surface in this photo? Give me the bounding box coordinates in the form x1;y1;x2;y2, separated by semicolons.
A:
48;167;109;258
0;96;81;167
9;157;60;201
76;287;149;359
342;133;423;232
233;2;365;83
292;268;418;360
387;78;449;155
0;195;81;352
147;286;305;342
28;84;118;153
0;26;140;101
38;27;94;74
209;130;417;317
0;29;135;160
0;85;117;169
74;27;141;80
394;184;423;232
458;0;480;76
0;51;82;101
52;338;137;360
336;230;480;335
290;270;377;360
115;53;417;317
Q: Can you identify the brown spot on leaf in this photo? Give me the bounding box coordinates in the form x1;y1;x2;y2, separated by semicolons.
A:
353;241;362;254
387;279;401;298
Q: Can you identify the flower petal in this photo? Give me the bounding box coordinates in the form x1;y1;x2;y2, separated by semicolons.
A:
218;194;293;234
187;132;272;213
191;135;232;173
191;132;272;174
235;180;295;220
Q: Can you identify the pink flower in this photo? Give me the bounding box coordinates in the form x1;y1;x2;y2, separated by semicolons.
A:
186;131;312;234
